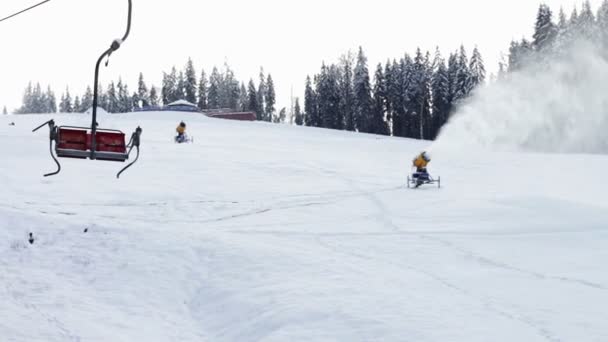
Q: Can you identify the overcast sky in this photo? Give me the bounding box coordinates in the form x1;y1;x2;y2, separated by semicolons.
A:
0;0;604;113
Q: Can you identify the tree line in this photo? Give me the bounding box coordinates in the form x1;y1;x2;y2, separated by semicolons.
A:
507;0;608;73
295;46;485;140
14;59;280;121
295;0;608;139
11;0;608;139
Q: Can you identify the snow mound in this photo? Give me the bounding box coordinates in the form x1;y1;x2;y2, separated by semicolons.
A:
2;111;608;341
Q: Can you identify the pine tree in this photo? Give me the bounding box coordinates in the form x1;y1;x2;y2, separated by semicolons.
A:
40;87;49;113
221;63;239;110
131;92;139;112
468;47;486;90
168;67;179;102
316;64;341;129
73;96;81;113
161;73;169;105
569;6;581;39
294;98;303;125
265;74;276;122
59;93;66;113
233;83;241;111
579;0;597;40
447;52;459;106
533;4;557;54
46;86;57;113
382;61;394;133
32;83;44;113
597;0;608;45
117;79;125;112
59;87;73;113
431;48;450;139
149;86;159;106
371;63;389;135
98;84;108;112
238;82;248;111
198;70;208;110
520;38;534;66
497;58;507;81
247;79;258;115
403;54;420;138
106;82;117;113
454;46;471;103
553;7;570;56
184;58;197;104
17;83;57;113
116;79;125;112
81;86;93;112
274;107;287;123
422;51;434;140
208;67;221;109
117;79;132;113
353;47;373;133
304;76;318;126
161;71;175;105
410;48;432;139
19;82;33;114
257;68;266;120
137;72;149;108
330;65;345;130
388;59;405;136
339;53;355;131
176;71;186;100
511;38;533;70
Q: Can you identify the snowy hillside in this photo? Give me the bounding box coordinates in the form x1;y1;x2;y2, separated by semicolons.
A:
1;112;607;342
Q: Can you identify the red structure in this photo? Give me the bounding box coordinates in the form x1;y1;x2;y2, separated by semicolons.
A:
55;127;127;160
205;111;257;121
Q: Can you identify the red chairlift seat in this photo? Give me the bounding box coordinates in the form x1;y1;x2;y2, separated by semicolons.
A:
33;120;142;178
55;126;128;161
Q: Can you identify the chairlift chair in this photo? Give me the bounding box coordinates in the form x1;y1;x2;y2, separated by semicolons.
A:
32;0;141;179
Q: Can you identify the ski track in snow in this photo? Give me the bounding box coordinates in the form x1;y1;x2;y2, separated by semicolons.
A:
419;235;607;291
317;171;563;341
2;113;608;341
314;236;562;342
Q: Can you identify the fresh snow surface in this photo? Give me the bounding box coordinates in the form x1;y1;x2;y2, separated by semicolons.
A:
1;112;607;342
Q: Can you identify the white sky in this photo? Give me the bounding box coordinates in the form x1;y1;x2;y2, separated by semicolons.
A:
0;0;603;113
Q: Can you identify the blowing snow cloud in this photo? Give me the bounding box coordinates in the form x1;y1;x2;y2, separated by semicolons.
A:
435;41;608;154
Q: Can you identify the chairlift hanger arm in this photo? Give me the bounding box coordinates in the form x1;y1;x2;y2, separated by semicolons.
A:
91;0;133;156
116;126;141;179
44;139;61;177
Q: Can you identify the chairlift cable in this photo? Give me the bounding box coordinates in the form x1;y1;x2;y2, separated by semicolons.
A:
0;0;52;24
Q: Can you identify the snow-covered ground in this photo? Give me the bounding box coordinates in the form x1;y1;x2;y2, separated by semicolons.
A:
1;112;607;341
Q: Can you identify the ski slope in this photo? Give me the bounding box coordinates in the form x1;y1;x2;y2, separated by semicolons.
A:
1;112;607;342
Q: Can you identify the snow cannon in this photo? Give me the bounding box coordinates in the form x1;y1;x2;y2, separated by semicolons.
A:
407;172;441;189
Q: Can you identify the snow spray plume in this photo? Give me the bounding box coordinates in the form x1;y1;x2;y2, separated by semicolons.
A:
433;40;608;155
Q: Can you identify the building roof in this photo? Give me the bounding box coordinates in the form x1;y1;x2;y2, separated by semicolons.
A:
167;100;198;107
